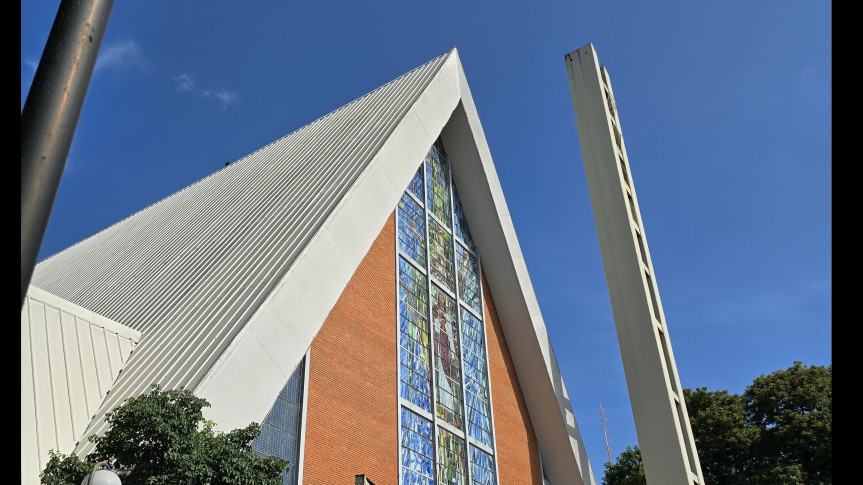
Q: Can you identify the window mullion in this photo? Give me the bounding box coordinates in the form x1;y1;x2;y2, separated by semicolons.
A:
448;153;472;485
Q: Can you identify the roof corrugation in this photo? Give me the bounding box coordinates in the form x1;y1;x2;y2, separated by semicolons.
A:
31;49;451;448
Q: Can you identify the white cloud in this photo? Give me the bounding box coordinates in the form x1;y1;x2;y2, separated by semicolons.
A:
175;73;194;91
25;59;39;72
214;90;238;108
175;74;239;109
94;39;141;72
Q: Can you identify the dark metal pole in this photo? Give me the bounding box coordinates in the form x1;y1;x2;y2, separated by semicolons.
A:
21;0;114;308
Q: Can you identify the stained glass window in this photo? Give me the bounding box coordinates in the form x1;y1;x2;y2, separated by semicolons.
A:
398;138;498;485
401;407;435;485
456;244;481;314
461;309;493;447
399;193;426;266
469;445;496;485
426;141;452;228
429;218;455;291
399;256;432;412
408;164;424;202
437;427;467;485
431;284;463;429
251;358;305;485
453;186;474;251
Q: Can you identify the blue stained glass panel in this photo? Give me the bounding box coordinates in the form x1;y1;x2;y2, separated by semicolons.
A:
452;185;475;251
461;308;493;446
456;243;481;313
408;164;424;201
251;358;305;485
469;445;497;485
401;407;435;485
398;193;426;266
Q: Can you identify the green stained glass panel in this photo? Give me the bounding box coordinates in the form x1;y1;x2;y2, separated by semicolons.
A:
437;426;467;485
399;257;431;412
425;142;452;228
429;217;455;290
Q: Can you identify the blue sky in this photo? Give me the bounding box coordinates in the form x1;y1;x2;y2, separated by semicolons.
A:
22;0;831;477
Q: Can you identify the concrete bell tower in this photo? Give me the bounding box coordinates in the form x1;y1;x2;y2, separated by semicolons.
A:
565;43;704;485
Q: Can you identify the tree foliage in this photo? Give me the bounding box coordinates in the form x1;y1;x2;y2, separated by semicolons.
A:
40;384;289;485
602;361;831;485
684;387;758;483
743;361;832;484
601;446;645;485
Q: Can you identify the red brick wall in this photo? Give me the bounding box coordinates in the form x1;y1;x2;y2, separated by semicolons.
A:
483;271;543;484
302;213;541;484
302;214;398;485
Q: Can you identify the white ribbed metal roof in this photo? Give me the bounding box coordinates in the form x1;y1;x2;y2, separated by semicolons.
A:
31;49;452;453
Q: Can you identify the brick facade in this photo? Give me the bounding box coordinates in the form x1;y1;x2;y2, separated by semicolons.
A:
302;213;541;484
302;214;399;484
482;271;543;484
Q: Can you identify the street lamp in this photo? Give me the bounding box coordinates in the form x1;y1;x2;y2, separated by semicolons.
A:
80;462;121;485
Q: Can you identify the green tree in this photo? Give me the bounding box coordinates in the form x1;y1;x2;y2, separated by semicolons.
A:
602;362;831;485
743;361;832;485
40;384;289;485
683;387;758;483
601;446;645;485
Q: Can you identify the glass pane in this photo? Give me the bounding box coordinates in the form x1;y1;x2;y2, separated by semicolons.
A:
429;217;455;291
469;445;497;485
461;308;493;446
408;164;424;202
456;243;481;314
431;284;463;429
251;358;306;485
437;426;467;485
399;257;432;412
401;407;435;484
425;141;452;228
453;185;475;251
398;193;426;266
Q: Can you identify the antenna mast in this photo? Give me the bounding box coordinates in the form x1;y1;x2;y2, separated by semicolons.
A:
600;403;612;462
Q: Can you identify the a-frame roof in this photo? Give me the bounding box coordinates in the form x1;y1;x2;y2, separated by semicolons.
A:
29;48;596;485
